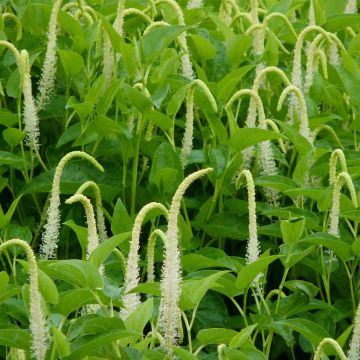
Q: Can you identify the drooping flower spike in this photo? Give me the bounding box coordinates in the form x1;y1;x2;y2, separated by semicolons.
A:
159;167;213;354
0;239;47;360
328;172;358;237
37;0;63;110
314;338;346;360
277;85;312;144
181;79;218;167
40;151;104;259
75;181;108;242
329;149;348;186
2;12;22;40
147;228;167;283
122;202;169;318
65;194;100;258
235;170;259;265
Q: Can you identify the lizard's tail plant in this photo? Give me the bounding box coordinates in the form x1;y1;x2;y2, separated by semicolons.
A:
328;172;357;237
37;0;63;111
180;79;218;167
226;89;278;204
309;0;316;26
20;50;40;152
235;170;260;265
122;202;169;318
277;85;312;145
219;0;242;26
2;12;22;41
348;300;360;360
314;338;347;360
246;66;290;166
75;181;108;242
114;0;125;36
40;151;104;260
65;194;100;258
329;149;348;185
0;239;47;360
159;167;213;354
155;0;194;79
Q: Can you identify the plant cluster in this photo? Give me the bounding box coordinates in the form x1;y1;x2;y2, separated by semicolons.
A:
0;0;360;359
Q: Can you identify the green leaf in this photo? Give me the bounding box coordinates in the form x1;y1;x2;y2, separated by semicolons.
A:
255;176;298;192
0;151;24;167
190;34;216;62
63;219;88;258
52;326;71;358
324;14;360;32
147;110;173;132
43;260;103;289
236;255;281;289
123;83;154;113
58;50;84;76
89;232;131;268
111;198;133;235
229;324;258;349
2;128;25;147
280;217;305;246
0;328;31;349
197;328;238;346
0;195;22;230
228;128;283;152
67;330;138;360
125;298;153;334
0;109;18;127
142;25;189;62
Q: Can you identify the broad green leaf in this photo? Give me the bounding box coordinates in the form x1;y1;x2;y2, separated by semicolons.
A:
229;324;257;349
111;198;133;235
228;128;283;152
0;328;31;349
89;232;131;268
43;260;103;289
324;14;360;32
255;176;298;192
2;128;24;147
58;50;84;76
125;298;153;334
52;326;71;358
280;217;305;246
236;255;281;289
63;220;88;258
197;328;238;346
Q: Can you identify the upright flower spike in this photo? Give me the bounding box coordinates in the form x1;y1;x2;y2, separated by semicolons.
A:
65;194;100;258
277;85;312;144
20;50;40;152
0;239;47;360
309;0;316;26
235;170;259;265
155;0;194;79
122;202;169;318
37;0;63;110
314;338;347;360
159;167;213;353
40;151;104;260
75;181;108;242
348;301;360;360
328;172;358;237
180;79;217;167
329;149;348;185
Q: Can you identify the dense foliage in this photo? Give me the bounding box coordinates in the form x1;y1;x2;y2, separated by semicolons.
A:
0;0;360;359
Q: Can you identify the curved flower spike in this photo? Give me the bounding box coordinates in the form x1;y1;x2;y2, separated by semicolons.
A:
292;25;331;91
328;172;358;237
348;301;360;360
75;181;108;242
0;239;47;360
277;85;312;144
37;0;63;110
40;151;104;260
2;13;22;40
159;167;213;353
65;194;99;258
236;170;259;265
0;40;21;66
114;0;125;36
181;79;217;167
147;228;167;283
314;338;346;360
329;149;348;185
312;125;343;149
122;202;169;318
